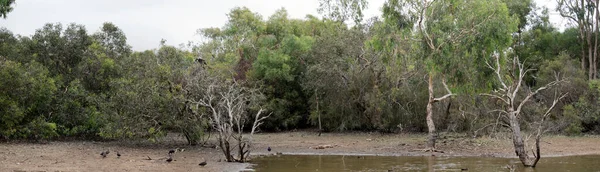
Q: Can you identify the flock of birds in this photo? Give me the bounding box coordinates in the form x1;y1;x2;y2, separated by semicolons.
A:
99;148;207;167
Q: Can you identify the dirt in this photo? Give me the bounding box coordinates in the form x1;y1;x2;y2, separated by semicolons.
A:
1;132;599;172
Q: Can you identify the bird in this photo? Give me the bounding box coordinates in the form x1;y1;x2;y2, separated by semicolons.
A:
198;158;207;166
267;146;271;152
100;149;110;158
166;157;173;163
116;151;121;158
168;149;176;155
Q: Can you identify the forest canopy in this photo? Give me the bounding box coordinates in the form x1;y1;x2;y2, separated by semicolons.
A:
1;0;599;144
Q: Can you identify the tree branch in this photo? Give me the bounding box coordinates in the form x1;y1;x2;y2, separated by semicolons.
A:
432;79;455;102
481;93;510;105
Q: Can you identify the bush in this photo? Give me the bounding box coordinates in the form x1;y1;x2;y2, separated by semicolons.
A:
21;117;59;140
0;59;57;139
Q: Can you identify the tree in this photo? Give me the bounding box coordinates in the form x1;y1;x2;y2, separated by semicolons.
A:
502;0;533;32
483;54;566;167
302;19;375;131
92;22;132;60
0;0;15;19
188;70;269;162
0;59;57;139
318;0;368;24
557;0;600;79
383;0;517;151
28;23;92;83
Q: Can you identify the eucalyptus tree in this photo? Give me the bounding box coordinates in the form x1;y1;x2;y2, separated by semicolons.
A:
557;0;600;79
383;0;517;151
484;54;566;167
318;0;368;24
502;0;533;33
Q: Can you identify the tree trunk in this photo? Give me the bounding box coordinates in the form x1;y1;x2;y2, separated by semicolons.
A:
219;139;233;162
426;74;437;150
442;100;452;130
578;15;586;72
592;0;600;79
509;111;538;167
316;90;322;136
588;25;594;80
238;139;244;162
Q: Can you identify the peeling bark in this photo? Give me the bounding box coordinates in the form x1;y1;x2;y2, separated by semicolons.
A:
425;74;454;151
426;74;437;150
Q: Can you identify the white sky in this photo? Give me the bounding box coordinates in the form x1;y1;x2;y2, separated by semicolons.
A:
0;0;565;51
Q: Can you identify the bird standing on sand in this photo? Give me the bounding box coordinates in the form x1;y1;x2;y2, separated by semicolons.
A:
168;149;176;155
267;147;271;152
198;158;207;166
100;150;110;158
166;157;173;163
117;151;121;158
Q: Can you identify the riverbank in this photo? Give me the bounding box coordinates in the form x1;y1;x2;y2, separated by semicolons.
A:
252;132;600;158
1;132;599;172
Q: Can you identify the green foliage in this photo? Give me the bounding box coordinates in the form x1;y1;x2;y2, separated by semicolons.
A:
426;0;517;89
318;0;368;24
0;0;15;18
562;105;584;135
565;80;600;134
1;2;599;141
0;59;57;139
501;0;533;30
21;117;59;140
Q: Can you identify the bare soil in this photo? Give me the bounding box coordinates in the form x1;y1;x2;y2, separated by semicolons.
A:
1;132;599;172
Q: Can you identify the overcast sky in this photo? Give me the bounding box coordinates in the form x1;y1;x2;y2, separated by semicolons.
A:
1;0;565;51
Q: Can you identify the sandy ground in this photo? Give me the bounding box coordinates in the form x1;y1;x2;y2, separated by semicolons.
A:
1;132;600;172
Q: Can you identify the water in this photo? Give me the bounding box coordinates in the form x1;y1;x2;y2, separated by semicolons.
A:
249;154;600;172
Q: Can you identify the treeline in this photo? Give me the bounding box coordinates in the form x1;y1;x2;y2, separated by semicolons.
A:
1;0;600;143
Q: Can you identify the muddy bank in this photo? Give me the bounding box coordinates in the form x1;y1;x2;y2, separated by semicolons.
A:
1;132;599;172
251;132;600;158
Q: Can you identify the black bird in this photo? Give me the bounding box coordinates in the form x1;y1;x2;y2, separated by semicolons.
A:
267;147;271;152
166;157;173;163
168;149;176;155
198;158;207;166
117;151;121;158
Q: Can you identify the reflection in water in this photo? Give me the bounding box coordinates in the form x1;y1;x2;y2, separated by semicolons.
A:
250;154;600;172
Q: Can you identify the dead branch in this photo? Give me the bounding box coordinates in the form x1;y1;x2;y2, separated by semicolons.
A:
432;79;455;102
484;54;567;167
251;109;271;134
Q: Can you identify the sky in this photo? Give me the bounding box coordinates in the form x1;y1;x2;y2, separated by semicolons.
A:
1;0;565;51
